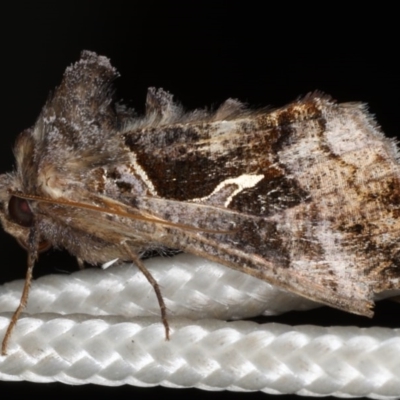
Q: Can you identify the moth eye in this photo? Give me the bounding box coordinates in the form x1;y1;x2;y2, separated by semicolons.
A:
8;196;34;227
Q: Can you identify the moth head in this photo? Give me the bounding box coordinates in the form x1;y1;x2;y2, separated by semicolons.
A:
0;173;50;252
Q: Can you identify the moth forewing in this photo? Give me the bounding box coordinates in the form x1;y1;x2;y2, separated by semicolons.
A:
1;50;400;354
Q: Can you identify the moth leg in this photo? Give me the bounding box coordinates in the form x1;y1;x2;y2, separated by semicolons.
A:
121;243;170;340
76;257;86;270
2;224;39;355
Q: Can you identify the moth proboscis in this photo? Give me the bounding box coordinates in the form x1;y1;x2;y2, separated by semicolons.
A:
1;50;400;355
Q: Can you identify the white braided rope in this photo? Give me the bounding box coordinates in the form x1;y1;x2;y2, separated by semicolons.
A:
0;254;399;398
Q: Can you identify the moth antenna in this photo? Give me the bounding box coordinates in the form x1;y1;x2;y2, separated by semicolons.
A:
9;191;236;235
122;243;170;340
1;221;40;355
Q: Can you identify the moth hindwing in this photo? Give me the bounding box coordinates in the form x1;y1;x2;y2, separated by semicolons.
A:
1;50;400;353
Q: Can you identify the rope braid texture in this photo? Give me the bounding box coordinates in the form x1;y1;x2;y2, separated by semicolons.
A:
0;253;399;398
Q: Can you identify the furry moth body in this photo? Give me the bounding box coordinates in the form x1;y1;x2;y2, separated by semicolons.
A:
1;51;400;354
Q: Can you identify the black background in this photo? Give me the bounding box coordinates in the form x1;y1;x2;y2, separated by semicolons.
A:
0;2;399;399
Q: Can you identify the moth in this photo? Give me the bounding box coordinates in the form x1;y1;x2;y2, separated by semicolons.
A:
1;50;400;354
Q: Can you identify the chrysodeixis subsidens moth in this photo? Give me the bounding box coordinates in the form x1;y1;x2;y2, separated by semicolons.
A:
1;51;400;354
